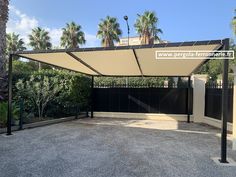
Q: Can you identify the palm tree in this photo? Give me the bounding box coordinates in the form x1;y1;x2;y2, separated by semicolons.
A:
232;9;236;36
0;0;9;101
6;33;26;56
97;16;122;47
134;11;163;45
60;22;86;49
28;27;52;70
29;27;52;50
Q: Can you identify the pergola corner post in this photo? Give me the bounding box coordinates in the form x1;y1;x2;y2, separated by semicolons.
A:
232;66;236;150
187;76;191;123
91;76;94;118
7;54;13;135
220;38;230;163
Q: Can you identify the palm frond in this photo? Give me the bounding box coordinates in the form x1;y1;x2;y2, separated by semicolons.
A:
6;32;26;55
97;16;122;47
60;22;85;48
134;10;162;45
28;27;52;50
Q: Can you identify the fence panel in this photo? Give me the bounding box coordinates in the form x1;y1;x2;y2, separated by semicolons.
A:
93;87;193;114
205;83;233;123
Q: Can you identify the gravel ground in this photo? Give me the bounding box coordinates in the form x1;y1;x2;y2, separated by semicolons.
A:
0;117;236;177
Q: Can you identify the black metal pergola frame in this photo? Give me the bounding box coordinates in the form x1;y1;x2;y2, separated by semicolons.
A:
6;38;230;163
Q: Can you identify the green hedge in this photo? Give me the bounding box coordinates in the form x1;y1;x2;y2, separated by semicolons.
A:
13;69;91;120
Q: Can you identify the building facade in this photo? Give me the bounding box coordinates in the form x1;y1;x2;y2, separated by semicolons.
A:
116;36;168;46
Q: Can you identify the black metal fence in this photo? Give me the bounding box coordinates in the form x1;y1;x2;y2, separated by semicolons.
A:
205;83;234;123
93;84;193;114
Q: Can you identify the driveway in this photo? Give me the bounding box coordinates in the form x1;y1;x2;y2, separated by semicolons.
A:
0;117;236;177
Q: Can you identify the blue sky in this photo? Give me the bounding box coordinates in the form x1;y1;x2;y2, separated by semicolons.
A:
7;0;236;48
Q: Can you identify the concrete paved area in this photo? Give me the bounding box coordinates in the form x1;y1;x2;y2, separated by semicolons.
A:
0;117;236;177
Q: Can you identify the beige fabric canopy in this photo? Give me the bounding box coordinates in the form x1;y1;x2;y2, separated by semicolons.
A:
15;40;223;76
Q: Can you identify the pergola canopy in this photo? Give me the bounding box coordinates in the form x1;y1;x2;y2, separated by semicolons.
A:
14;39;223;77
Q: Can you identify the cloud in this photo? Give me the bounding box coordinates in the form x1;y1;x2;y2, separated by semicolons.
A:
84;33;100;47
6;6;100;48
7;5;38;44
45;28;62;48
44;30;100;48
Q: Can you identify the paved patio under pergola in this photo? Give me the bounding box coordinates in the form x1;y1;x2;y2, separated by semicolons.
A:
1;118;236;177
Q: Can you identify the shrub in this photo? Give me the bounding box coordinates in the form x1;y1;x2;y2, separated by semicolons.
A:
94;77;167;86
0;101;20;127
16;72;65;118
0;102;7;127
15;69;91;119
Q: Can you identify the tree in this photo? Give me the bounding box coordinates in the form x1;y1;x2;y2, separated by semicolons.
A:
0;0;9;71
60;22;86;49
12;60;37;74
70;75;91;109
196;38;236;81
28;27;52;70
0;0;9;101
15;70;91;118
134;11;163;45
16;74;64;118
196;59;223;81
97;16;122;47
232;9;236;36
6;33;26;57
0;101;19;127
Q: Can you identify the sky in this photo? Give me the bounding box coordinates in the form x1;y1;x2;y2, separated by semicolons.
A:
7;0;236;48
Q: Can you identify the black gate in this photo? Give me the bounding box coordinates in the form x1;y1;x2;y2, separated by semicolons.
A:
205;83;233;123
93;85;193;114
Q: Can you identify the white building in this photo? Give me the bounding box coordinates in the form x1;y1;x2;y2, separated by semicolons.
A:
116;36;168;46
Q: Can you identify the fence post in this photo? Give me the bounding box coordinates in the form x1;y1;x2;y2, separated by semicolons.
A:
192;74;207;123
232;66;236;150
91;76;94;118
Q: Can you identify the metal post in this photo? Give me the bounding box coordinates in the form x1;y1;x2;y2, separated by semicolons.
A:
127;23;130;46
7;54;13;135
220;38;229;163
124;15;130;46
91;76;94;118
187;76;191;123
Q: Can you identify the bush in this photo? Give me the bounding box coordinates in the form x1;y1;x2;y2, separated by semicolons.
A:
16;74;64;118
0;101;20;127
0;102;7;127
15;69;91;119
94;77;167;86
